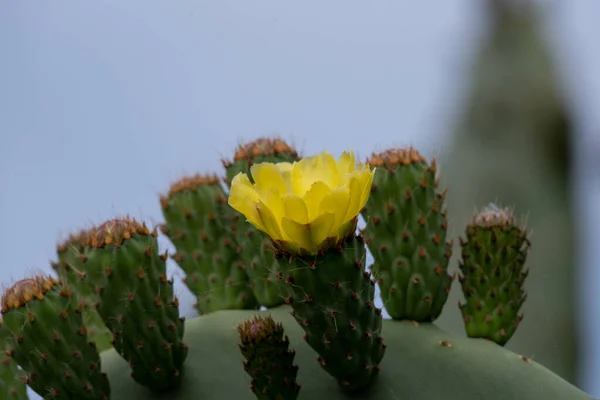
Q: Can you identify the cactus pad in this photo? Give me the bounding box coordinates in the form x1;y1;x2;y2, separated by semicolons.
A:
100;306;592;400
361;147;455;322
237;315;301;400
276;234;386;392
78;217;189;391
458;203;530;346
160;174;258;313
223;137;302;309
0;275;110;399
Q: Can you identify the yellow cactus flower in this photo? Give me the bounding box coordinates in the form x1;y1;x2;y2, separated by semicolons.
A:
228;150;375;255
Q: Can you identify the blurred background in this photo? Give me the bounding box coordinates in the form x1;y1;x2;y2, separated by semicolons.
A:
1;0;599;398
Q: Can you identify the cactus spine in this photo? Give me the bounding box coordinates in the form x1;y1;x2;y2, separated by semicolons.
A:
237;315;301;400
223;138;301;309
160;174;258;314
361;147;455;322
458;203;530;345
0;275;110;399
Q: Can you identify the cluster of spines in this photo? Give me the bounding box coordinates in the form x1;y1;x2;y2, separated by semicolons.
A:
159;173;258;314
361;147;455;322
0;275;110;399
458;203;530;346
237;315;301;400
275;234;386;393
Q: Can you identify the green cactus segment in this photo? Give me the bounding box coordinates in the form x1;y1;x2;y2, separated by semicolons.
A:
52;232;112;352
458;203;530;346
101;306;592;400
0;276;110;400
360;147;454;322
224;137;301;309
275;234;386;393
160;174;258;314
237;315;301;400
81;217;188;391
0;319;28;399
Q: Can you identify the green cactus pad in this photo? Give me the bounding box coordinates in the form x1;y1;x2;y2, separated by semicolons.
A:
0;319;28;399
458;203;530;346
52;231;112;352
100;305;592;400
275;234;386;393
160;174;258;314
79;217;189;391
237;315;300;400
361;147;455;322
0;275;110;399
224;137;301;309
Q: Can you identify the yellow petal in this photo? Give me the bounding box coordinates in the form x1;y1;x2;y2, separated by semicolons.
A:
228;174;265;231
276;162;293;173
256;199;284;241
337;150;355;176
281;212;335;253
291;151;338;195
283;194;309;224
302;181;332;221
250;163;287;194
343;176;363;223
319;186;350;232
358;168;375;211
260;188;286;227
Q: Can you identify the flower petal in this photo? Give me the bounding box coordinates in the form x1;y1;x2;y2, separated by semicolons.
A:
228;173;265;231
319;186;350;231
281;212;335;253
283;194;309;224
291;151;338;195
257;199;284;241
337;150;355;176
343;176;363;223
250;162;287;194
303;181;332;221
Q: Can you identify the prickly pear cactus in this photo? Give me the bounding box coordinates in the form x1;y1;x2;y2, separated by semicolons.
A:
458;203;530;345
361;147;455;322
52;231;112;352
78;217;189;391
160;174;258;314
223;137;301;309
0;275;110;399
237;315;300;400
1;139;593;400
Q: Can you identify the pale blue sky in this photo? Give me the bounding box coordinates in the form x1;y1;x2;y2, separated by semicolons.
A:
1;1;599;398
